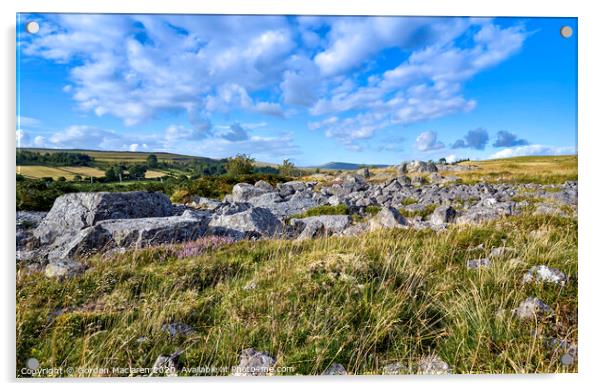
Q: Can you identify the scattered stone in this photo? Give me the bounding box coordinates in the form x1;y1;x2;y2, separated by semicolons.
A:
44;258;85;279
161;322;194;337
400;160;438;174
467;258;491;269
243;280;257;291
291;215;352;239
382;362;407;375
151;351;181;376
416;355;451;375
369;207;409;231
208;203;283;240
534;203;567;217
523;265;567;286
545;337;577;366
513;297;552;320
489;246;516;258
232;348;276;376
231;183;270;202
321;363;347;375
34;192;174;245
430;205;456;225
187;196;221;210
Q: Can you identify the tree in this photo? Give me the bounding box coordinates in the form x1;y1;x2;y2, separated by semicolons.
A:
225;154;255;176
146;154;158;169
128;164;147;180
105;165;124;182
438;157;447;164
278;159;296;176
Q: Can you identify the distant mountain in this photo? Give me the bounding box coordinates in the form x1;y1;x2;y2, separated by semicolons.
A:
313;162;390;170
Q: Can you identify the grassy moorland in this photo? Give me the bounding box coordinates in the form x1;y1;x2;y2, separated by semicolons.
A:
449;155;578;185
16;212;577;376
15;155;578;376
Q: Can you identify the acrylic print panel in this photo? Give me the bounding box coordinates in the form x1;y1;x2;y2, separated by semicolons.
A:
16;13;577;377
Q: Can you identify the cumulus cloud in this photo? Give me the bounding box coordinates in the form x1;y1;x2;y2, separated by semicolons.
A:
415;131;445;151
492;130;529;147
21;14;529;152
452;128;489;150
489;144;575;159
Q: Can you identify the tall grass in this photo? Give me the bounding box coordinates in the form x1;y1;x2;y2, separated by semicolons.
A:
16;212;577;376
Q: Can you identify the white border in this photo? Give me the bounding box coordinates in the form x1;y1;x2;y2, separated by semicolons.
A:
2;1;600;390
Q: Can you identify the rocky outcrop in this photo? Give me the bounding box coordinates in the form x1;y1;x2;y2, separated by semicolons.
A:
208;203;283;240
416;355;451;375
291;215;352;240
34;192;174;245
399;160;438;174
369;207;409;230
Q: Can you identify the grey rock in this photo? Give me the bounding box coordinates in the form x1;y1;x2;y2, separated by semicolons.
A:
369;207;409;230
232;348;276;376
416;355;451;375
34;192;174;245
254;180;274;192
534;203;567;217
356;167;370;178
400;160;438;174
467;258;491;269
430;205;456;225
382;362;407;375
513;297;552;320
489;246;516;258
188;196;221;210
209;203;282;240
44;258;85;279
523;265;567;286
56;211;212;258
231;183;270;202
322;363;347;375
411;176;427;186
161;322;194;337
292;215;352;240
151;351;181;376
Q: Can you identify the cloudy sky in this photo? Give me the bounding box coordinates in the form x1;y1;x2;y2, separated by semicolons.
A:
17;14;577;165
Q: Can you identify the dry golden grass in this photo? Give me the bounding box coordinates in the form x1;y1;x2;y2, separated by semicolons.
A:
16;166;105;180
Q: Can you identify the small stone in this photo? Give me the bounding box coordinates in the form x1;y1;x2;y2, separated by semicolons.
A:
416;355;451;375
512;297;552;320
232;348;276;376
44;258;84;279
489;246;516;258
382;362;406;375
322;363;347;375
243;280;257;291
151;351;181;376
467;258;491;269
430;205;456;225
560;353;574;366
522;265;567;286
161;322;194;337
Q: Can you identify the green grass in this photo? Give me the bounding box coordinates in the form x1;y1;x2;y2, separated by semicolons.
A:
290;204;350;219
399;204;437;220
16;212;577;376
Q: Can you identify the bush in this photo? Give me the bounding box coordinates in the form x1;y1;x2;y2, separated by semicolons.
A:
225;154;255;176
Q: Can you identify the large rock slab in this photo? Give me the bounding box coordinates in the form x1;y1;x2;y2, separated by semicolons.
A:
291;215;352;240
369;207;409;230
48;210;212;259
208;203;283;240
231;183;271;202
34;192;174;245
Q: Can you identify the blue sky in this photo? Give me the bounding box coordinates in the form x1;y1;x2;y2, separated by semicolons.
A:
16;14;577;166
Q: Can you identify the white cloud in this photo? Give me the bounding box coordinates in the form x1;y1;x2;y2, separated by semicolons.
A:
415;131;445;151
21;15;529;152
489;144;576;159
